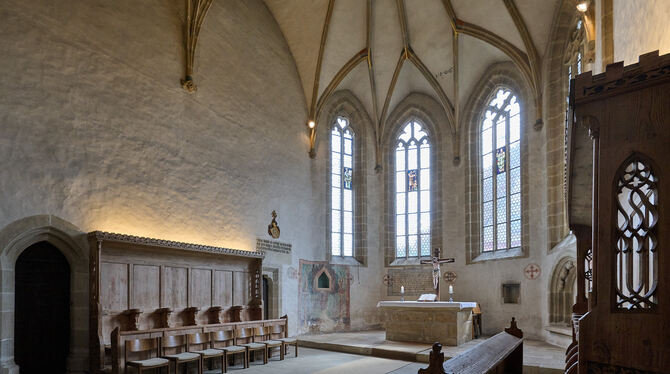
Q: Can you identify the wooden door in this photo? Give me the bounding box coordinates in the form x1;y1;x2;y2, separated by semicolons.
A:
15;241;71;374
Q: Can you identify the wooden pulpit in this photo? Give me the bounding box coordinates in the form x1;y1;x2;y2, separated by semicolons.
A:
570;51;670;373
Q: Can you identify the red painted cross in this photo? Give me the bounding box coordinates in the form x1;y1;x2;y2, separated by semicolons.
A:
524;264;540;279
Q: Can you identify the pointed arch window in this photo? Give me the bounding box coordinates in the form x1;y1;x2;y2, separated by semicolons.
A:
395;121;431;258
481;88;521;252
331;117;354;257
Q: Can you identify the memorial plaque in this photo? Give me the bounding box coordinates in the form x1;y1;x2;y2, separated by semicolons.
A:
256;238;291;254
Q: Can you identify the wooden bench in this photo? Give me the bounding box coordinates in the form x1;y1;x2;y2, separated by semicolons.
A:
110;317;290;374
418;318;523;374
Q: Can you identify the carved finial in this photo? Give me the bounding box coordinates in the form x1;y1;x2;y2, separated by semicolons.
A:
418;342;447;374
504;317;523;338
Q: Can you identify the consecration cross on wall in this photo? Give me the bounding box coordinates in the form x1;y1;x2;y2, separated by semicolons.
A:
420;248;455;300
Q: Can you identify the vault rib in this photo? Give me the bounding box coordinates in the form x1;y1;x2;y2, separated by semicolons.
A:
503;0;544;126
396;0;410;50
441;0;540;126
181;0;214;92
315;50;369;124
379;50;407;133
366;0;382;170
310;0;336;121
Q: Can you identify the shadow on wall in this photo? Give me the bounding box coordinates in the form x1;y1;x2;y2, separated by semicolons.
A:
299;260;350;333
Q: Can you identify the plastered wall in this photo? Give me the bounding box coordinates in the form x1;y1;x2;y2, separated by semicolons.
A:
613;0;670;65
0;0;314;341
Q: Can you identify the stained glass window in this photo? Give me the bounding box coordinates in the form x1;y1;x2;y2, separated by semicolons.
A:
331;117;354;257
481;88;521;252
396;121;430;258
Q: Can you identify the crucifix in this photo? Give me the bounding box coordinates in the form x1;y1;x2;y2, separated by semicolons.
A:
420;248;455;300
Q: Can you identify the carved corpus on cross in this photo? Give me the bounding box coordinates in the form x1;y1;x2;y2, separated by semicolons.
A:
420;248;455;300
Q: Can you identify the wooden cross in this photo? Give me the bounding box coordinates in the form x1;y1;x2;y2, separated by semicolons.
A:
420;248;455;300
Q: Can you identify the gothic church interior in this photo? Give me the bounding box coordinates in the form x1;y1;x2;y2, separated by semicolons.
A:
1;0;669;373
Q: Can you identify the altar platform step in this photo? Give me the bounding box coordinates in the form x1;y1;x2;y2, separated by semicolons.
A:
297;330;564;374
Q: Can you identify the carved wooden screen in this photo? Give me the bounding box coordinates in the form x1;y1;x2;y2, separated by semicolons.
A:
615;156;658;309
571;51;670;372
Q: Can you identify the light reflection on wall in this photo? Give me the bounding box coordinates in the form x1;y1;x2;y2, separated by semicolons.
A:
86;212;256;252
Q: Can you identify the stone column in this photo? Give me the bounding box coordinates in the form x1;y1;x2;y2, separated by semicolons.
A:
0;265;19;374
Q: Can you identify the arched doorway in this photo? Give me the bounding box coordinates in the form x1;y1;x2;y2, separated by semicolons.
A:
15;241;71;374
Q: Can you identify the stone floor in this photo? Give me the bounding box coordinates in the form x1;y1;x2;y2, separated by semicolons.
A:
201;343;564;374
203;347;416;373
297;330;565;373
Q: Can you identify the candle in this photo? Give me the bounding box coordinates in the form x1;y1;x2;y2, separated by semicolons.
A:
401;285;405;294
448;285;454;294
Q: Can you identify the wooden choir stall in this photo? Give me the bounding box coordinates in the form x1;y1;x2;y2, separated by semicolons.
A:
87;231;294;373
566;51;670;373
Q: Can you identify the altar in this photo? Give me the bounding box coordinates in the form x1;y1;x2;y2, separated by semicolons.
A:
376;301;476;346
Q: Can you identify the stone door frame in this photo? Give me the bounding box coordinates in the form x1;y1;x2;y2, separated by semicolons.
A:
0;216;89;374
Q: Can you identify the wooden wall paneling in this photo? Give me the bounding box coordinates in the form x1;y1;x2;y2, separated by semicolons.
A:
131;265;160;310
132;265;160;329
213;270;233;308
89;231;265;368
101;262;129;312
163;266;188;309
233;271;249;305
190;268;212;324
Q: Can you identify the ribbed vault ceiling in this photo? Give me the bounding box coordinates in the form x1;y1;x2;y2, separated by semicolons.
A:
263;0;560;161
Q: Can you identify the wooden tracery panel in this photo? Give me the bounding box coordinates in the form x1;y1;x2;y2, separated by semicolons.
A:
614;156;658;309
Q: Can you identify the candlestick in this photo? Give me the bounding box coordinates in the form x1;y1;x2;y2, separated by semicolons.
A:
448;285;453;293
448;284;454;302
400;285;405;302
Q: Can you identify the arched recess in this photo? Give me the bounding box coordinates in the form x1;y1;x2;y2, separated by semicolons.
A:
319;90;372;266
549;256;577;325
382;92;447;265
544;0;598;250
0;215;89;374
462;61;533;263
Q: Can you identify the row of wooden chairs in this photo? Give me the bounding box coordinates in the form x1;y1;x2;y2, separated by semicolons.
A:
124;325;297;374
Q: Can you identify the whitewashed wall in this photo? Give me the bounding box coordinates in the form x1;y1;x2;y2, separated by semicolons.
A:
613;0;670;66
0;0;315;345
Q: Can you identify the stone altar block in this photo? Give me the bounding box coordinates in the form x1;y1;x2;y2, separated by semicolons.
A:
376;301;476;346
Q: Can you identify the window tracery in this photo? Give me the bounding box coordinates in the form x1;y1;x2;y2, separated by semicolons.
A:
331;117;354;257
395;121;431;258
481;88;521;252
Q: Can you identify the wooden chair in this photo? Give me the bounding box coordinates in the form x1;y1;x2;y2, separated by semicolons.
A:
161;334;201;374
270;324;298;357
211;329;248;371
269;324;297;358
124;337;170;374
235;327;267;365
188;333;224;373
254;326;283;361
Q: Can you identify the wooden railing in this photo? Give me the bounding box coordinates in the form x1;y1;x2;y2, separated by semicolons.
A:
418;318;523;374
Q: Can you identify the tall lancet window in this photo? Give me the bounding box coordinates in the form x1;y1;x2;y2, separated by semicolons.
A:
481;88;521;252
395;121;431;258
331;117;354;257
